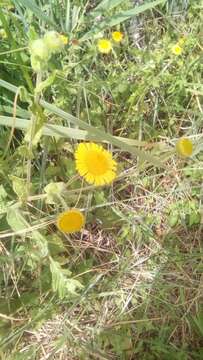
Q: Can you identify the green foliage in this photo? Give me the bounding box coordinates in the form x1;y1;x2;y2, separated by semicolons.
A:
49;257;83;299
0;0;202;359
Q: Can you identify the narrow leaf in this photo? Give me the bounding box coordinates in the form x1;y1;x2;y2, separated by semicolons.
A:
92;0;124;16
82;0;165;40
0;115;147;146
0;79;162;166
13;0;55;26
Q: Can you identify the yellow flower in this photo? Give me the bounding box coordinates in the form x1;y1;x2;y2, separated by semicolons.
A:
97;39;112;54
57;209;85;233
0;29;7;39
171;44;182;56
59;34;68;45
75;142;117;186
176;137;193;157
112;31;123;43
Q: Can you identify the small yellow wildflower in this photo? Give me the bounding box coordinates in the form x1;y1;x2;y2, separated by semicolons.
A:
0;29;7;39
75;142;117;186
97;39;112;54
176;137;193;157
57;209;85;233
171;44;183;56
59;34;68;45
112;31;123;43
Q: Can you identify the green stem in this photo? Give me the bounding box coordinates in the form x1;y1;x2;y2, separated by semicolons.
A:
26;72;42;189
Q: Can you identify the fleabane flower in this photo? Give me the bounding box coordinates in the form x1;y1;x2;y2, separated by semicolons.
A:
171;44;182;56
112;31;123;43
0;29;7;39
97;39;112;54
176;137;193;157
75;142;117;186
44;31;67;53
57;209;85;233
59;34;68;45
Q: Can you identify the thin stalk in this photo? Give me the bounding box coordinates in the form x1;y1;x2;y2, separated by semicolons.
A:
26;72;42;189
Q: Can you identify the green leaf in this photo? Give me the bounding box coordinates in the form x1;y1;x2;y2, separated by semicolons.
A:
82;0;165;40
44;182;66;204
9;176;30;200
19;86;32;104
65;0;71;32
12;0;55;26
0;104;30;118
40;100;162;167
24;104;46;146
91;0;125;16
7;205;49;258
0;115;146;146
168;211;179;227
7;204;30;232
34;71;57;95
0;185;11;219
192;313;203;336
0;79;162;167
49;257;83;299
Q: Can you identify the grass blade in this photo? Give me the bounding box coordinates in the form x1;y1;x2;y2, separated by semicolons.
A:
82;0;165;40
0;78;162;167
12;0;55;26
40;100;162;166
91;0;125;16
65;0;71;32
0;115;147;146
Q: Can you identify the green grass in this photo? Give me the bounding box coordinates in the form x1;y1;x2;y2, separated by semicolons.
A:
0;0;202;359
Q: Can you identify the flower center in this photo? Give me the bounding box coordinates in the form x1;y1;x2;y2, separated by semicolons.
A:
85;151;109;175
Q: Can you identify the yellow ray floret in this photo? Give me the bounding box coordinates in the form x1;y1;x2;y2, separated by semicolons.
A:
59;34;68;45
57;209;85;233
171;44;182;56
97;39;112;54
112;31;123;43
75;142;117;186
176;137;193;157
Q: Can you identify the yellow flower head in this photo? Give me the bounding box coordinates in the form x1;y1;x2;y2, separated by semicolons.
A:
0;29;7;39
59;34;68;45
75;142;117;186
112;31;123;43
176;137;193;157
171;44;182;56
57;209;85;233
97;39;112;54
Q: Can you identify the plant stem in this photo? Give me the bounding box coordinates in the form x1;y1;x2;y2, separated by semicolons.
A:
26;72;42;190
